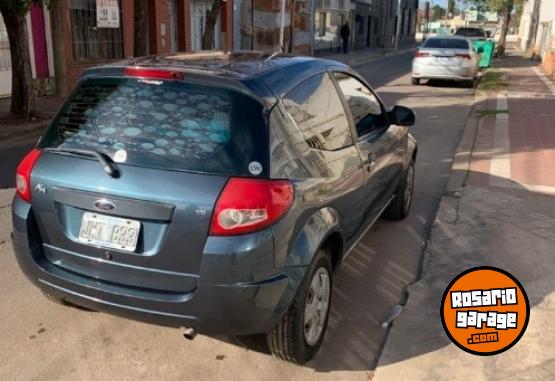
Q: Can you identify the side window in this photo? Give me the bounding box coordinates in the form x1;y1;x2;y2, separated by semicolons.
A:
283;72;354;151
333;72;385;137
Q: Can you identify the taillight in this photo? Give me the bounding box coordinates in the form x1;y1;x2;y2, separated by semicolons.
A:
456;53;471;59
124;67;184;80
16;149;41;203
210;178;294;236
415;51;430;57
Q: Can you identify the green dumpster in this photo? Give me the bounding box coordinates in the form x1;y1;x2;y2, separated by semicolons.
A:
472;39;496;68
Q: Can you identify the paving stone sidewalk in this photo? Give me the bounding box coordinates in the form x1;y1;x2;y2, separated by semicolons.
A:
374;53;555;381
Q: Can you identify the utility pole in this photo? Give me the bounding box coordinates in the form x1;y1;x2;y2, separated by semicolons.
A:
279;0;286;51
425;1;430;39
394;0;402;50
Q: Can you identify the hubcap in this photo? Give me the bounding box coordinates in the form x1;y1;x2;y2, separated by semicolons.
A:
303;267;331;346
403;165;414;213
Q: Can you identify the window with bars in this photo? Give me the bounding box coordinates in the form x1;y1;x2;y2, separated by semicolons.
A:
69;0;124;63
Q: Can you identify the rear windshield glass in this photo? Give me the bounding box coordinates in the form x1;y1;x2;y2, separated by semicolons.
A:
455;28;486;38
422;38;469;49
40;77;268;176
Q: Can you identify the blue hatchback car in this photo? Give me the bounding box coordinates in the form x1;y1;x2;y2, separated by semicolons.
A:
12;51;417;364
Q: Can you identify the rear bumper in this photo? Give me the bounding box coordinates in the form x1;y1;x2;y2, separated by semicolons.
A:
412;61;475;81
11;197;305;335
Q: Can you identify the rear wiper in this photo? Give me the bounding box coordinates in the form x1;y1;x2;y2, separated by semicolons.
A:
43;147;119;177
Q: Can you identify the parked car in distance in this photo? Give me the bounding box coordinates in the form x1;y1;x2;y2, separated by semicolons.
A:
455;27;487;39
412;37;481;87
12;51;417;364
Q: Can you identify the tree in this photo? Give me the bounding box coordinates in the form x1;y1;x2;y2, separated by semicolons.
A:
465;0;525;56
432;5;446;20
202;0;223;50
448;0;456;17
0;0;38;118
134;0;148;56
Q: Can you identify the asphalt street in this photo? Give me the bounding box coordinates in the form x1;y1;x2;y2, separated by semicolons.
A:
0;51;477;380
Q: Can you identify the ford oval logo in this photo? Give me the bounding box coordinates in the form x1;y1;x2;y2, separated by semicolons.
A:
94;199;116;212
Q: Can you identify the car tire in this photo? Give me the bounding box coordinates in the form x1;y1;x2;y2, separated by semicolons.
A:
411;77;420;85
384;160;415;221
465;78;476;88
266;249;333;364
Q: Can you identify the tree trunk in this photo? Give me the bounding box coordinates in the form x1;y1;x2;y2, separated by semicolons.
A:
50;2;68;96
202;0;223;50
134;0;148;56
497;6;513;57
0;6;34;118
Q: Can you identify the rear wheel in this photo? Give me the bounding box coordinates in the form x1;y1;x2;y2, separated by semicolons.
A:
267;250;332;364
384;160;415;220
465;77;477;88
411;77;420;85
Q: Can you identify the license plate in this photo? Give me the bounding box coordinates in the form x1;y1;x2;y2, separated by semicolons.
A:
78;212;141;252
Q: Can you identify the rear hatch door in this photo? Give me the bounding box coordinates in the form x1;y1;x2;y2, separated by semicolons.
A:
31;73;268;293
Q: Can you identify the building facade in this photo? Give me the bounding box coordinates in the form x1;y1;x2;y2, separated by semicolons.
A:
0;0;419;97
51;0;233;94
313;0;417;55
0;3;54;97
234;0;311;54
519;0;555;75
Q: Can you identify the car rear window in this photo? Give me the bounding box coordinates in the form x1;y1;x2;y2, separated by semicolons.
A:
455;28;486;38
422;38;469;49
40;77;268;176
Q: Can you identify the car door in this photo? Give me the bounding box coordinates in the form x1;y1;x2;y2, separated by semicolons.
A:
332;71;405;224
276;71;367;241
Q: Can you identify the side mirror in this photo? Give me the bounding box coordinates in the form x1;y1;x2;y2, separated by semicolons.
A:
390;105;415;126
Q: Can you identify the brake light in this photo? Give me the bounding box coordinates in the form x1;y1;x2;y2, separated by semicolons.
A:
16;149;41;203
456;53;472;59
210;178;294;236
415;51;430;57
124;67;184;80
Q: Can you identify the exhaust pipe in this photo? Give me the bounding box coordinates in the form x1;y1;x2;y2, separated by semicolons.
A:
183;327;197;340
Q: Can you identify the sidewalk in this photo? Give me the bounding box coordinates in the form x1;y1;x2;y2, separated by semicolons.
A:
0;95;63;142
322;41;417;67
374;52;555;380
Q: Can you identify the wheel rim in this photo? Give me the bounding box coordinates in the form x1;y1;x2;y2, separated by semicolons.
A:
303;267;331;346
403;164;414;213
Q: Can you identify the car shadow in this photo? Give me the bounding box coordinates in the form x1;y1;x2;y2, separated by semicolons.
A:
209;167;555;372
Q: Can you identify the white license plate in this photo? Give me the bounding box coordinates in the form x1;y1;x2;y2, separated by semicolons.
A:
78;212;141;252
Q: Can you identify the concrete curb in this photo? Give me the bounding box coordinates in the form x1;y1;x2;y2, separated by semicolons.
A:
445;92;487;195
373;85;485;375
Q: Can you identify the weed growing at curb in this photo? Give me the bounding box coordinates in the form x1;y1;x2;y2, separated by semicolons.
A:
477;109;509;118
478;69;508;92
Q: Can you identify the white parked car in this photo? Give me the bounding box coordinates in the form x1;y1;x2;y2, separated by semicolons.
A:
411;37;481;88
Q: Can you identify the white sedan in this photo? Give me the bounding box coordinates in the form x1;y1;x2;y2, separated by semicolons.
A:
411;37;481;87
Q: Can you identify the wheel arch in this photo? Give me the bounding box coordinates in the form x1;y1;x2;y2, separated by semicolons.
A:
282;207;345;268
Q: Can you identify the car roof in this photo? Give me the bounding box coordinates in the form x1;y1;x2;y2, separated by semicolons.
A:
80;51;349;108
